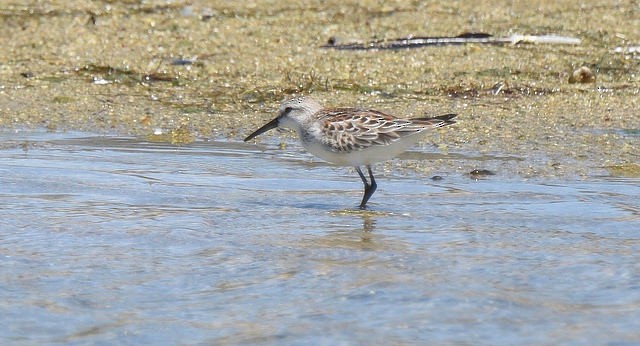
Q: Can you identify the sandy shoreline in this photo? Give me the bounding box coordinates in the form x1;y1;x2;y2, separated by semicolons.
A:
1;1;638;177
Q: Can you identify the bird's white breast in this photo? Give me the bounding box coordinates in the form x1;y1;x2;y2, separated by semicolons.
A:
300;133;423;166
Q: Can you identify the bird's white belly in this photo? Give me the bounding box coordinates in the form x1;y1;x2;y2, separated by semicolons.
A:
301;137;420;166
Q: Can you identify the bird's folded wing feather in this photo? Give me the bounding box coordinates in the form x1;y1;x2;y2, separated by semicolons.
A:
320;109;433;153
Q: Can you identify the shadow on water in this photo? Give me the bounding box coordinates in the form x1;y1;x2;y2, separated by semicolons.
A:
1;132;640;345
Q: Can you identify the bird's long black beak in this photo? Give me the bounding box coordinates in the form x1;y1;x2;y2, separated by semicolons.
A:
244;117;279;142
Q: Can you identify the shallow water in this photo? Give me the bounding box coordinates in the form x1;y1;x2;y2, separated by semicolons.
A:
1;132;639;344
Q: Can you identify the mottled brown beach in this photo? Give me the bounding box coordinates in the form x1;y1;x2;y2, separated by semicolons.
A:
1;0;638;177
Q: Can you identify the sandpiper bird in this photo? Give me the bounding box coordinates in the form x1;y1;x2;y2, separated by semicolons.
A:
244;96;456;209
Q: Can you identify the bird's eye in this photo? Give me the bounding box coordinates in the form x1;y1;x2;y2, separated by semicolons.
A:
283;107;293;114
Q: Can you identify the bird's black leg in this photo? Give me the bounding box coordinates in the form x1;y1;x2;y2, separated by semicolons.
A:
356;165;377;209
367;165;377;198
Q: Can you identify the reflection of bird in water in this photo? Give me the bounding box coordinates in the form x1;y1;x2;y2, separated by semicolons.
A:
361;213;375;233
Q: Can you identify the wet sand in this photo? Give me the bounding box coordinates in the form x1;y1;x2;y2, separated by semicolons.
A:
1;1;638;177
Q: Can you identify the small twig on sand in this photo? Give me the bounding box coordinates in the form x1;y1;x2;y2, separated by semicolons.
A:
321;32;581;50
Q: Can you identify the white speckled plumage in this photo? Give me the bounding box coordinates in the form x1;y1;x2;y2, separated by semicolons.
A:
245;96;456;208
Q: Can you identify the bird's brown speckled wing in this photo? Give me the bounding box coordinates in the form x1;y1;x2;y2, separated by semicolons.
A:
317;108;455;153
